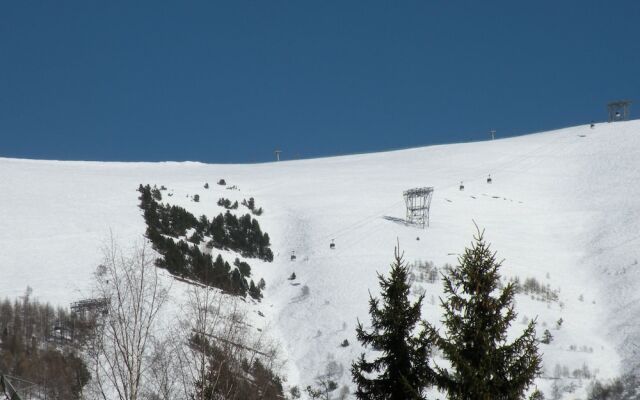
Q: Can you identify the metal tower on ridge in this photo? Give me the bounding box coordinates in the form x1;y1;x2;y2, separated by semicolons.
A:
607;100;632;122
403;187;434;228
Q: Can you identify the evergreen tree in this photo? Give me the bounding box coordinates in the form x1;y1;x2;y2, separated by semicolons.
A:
248;280;262;300
351;246;434;400
431;228;541;400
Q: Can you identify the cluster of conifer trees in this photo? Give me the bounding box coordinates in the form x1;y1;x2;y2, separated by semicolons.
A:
138;184;271;298
352;230;543;400
217;197;239;209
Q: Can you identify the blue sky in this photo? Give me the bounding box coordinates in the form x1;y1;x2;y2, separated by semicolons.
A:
1;1;639;163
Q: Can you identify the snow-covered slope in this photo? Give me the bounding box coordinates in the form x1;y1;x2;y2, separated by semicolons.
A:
1;120;639;397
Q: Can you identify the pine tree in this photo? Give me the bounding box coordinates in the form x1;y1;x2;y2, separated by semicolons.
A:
431;228;541;400
351;246;434;400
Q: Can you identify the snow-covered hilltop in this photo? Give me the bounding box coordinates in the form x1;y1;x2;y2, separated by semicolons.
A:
1;120;639;397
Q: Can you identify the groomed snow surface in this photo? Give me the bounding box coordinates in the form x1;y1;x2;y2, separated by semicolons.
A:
1;120;639;398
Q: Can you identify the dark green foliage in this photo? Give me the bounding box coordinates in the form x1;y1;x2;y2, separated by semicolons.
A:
206;211;273;261
230;269;247;296
193;194;200;202
153;237;189;276
351;247;435;400
341;339;349;347
249;280;262;300
137;185;198;237
137;184;268;298
217;197;238;209
529;390;544;400
151;185;162;201
159;204;199;236
541;329;553;344
258;278;266;290
188;229;203;244
242;197;264;215
234;258;252;277
430;228;541;400
209;213;226;246
242;197;256;210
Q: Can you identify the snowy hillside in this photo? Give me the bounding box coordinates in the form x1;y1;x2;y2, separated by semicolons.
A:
1;120;639;398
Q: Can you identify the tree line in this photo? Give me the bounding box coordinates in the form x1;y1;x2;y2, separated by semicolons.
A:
139;184;273;261
138;184;272;298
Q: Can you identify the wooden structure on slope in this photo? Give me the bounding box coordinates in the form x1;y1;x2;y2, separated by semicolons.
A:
70;298;109;318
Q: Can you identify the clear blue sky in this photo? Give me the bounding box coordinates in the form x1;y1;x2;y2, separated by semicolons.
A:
1;1;639;163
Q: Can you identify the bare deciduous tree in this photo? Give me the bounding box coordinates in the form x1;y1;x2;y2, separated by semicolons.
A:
88;237;169;400
173;285;227;400
171;285;285;400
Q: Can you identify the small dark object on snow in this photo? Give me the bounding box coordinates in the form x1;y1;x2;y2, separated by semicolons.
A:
416;237;420;241
330;239;335;249
459;181;464;191
288;272;296;280
290;251;297;261
340;339;349;347
217;179;226;185
487;175;492;184
204;182;209;189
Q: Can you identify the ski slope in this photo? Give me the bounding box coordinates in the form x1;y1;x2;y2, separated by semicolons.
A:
1;120;639;398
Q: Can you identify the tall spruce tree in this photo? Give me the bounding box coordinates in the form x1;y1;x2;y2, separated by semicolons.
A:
431;228;541;400
351;246;434;400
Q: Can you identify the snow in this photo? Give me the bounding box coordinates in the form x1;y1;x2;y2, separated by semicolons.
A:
1;120;639;398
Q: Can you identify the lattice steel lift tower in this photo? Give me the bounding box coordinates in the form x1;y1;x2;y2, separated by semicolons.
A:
403;187;434;228
607;100;632;122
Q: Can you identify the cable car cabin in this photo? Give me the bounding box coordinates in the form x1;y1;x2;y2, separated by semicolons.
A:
290;251;297;261
459;182;464;191
330;240;335;249
487;175;492;184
